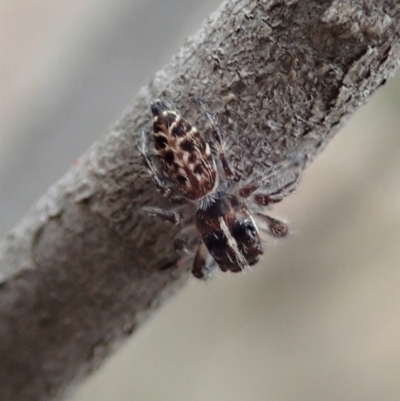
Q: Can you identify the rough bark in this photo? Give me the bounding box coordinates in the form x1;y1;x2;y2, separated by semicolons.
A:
0;0;399;400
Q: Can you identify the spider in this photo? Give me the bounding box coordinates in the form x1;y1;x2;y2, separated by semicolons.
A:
139;100;300;279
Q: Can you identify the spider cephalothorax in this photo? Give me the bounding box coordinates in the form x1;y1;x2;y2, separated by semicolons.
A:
139;100;299;279
196;191;264;274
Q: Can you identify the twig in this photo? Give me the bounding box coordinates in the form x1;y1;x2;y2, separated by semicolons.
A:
0;1;399;400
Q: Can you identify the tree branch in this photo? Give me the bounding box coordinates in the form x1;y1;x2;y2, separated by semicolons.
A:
0;0;399;400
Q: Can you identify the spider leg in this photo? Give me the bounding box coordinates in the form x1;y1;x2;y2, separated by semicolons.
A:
192;242;219;279
239;158;302;199
256;213;289;238
142;206;183;225
238;167;282;198
253;175;299;206
197;98;235;180
211;124;235;180
172;223;198;252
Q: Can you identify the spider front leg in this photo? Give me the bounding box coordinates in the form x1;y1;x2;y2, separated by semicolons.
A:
256;213;289;238
239;164;300;239
249;175;298;239
192;242;219;279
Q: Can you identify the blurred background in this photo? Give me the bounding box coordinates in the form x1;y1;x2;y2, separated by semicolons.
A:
1;1;399;400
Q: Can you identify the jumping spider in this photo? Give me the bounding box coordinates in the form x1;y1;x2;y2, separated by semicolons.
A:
139;100;300;279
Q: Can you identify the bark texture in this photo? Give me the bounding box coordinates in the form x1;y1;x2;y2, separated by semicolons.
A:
0;0;399;400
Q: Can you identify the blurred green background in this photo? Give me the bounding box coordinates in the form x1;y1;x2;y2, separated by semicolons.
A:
1;1;399;400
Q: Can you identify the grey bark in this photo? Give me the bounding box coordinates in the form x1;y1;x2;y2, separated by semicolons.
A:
0;0;399;400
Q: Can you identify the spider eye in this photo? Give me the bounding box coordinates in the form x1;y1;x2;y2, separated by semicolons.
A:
233;219;258;243
244;220;257;240
246;222;257;238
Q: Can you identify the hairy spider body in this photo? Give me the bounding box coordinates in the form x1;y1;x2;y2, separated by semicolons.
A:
196;191;264;273
139;100;299;279
150;100;218;201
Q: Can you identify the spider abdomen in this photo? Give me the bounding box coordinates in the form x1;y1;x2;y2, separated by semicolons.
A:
151;101;218;201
